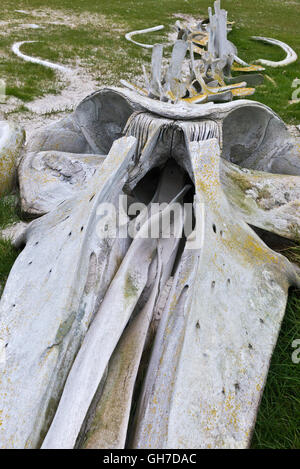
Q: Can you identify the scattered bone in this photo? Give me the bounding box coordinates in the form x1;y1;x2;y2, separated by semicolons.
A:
125;25;165;49
265;74;277;86
125;1;256;104
288;99;300;106
0;1;300;451
252;36;298;67
0;136;137;449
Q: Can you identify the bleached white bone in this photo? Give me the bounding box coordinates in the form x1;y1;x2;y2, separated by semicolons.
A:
12;41;71;72
0;136;137;449
82;162;187;449
132;139;299;449
233;54;249;66
0;121;25;196
221;159;300;240
82;200;185;448
252;36;298;67
1;86;300;449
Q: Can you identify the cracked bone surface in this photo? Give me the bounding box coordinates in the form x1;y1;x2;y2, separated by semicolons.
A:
0;86;300;449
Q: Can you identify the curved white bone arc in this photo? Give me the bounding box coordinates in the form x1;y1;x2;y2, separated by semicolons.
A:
125;25;165;49
12;41;71;72
0;121;25;197
83;206;185;449
0;136;137;449
233;54;249;67
132;139;297;449
221;159;300;241
149;43;164;98
252;36;298;67
120;79;148;97
41;191;188;449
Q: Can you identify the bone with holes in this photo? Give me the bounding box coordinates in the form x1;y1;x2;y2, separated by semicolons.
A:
0;0;300;450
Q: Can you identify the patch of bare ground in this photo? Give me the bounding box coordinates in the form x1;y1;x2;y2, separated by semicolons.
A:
0;8;131;137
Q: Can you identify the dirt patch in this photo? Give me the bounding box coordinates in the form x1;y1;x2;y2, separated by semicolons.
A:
12;8;126;32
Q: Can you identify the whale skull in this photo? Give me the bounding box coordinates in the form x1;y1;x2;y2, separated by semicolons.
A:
0;87;300;449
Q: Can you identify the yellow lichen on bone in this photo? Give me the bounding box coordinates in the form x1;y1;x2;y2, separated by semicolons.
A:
231;87;256;97
232;64;265;72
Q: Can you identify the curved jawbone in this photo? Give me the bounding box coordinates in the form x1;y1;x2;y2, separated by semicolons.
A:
0;87;299;449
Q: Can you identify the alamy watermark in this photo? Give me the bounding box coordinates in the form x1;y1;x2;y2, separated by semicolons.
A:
291;77;300;104
95;195;204;250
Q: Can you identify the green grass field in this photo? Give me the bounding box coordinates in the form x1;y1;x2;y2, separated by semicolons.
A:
0;0;299;449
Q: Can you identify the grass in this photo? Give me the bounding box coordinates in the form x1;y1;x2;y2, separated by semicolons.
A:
0;237;20;296
0;0;299;449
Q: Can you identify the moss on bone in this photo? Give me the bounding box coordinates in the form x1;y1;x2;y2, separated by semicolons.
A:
124;272;139;300
55;311;76;345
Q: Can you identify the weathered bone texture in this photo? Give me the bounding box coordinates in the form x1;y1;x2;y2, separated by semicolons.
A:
81;165;187;450
123;2;261;104
42;184;187;449
124;0;298;107
131;139;298;449
0;136;137;448
19;87;300;220
1;86;300;449
221;161;300;240
0;121;25;196
12;41;71;72
0;221;29;247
